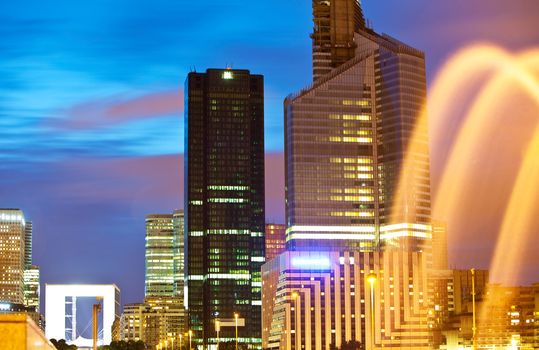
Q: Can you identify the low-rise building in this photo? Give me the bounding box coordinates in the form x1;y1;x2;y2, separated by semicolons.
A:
262;250;432;350
120;298;184;348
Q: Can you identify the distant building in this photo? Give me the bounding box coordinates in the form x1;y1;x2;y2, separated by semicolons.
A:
144;210;186;344
145;212;181;297
432;221;448;270
265;224;286;261
439;282;539;349
0;209;28;304
45;284;120;348
24;220;32;269
23;265;40;312
185;68;265;348
0;301;44;331
119;298;184;349
452;269;489;315
262;250;432;350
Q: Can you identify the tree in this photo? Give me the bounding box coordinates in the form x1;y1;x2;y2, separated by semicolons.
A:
50;339;78;350
98;340;145;350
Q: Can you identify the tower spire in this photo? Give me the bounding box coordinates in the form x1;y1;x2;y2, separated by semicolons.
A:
311;0;367;81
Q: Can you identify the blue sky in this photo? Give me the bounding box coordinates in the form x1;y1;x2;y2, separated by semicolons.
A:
1;0;539;306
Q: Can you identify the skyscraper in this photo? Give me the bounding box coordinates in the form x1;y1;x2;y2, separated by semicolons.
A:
285;0;431;252
145;211;184;297
145;214;176;297
24;221;32;269
263;2;435;349
185;68;265;349
0;209;27;304
144;210;185;345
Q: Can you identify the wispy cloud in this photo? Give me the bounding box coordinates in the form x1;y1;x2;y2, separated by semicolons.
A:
54;90;183;130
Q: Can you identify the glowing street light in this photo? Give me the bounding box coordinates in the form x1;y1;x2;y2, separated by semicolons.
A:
179;334;183;350
234;313;239;350
189;330;193;350
291;292;301;350
367;273;377;350
215;320;221;350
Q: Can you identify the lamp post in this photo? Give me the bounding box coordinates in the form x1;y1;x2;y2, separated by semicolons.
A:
291;292;300;350
189;330;192;350
179;334;183;350
215;320;221;350
367;273;377;350
471;268;477;350
234;313;239;350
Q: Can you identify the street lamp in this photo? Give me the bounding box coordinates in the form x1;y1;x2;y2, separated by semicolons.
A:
179;334;183;350
471;268;477;350
234;313;239;350
215;320;221;350
367;273;377;350
291;292;301;350
189;330;193;350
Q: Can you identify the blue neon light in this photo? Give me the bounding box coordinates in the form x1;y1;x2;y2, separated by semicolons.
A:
291;257;331;269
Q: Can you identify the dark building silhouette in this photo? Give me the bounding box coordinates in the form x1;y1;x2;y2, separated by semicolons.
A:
185;69;265;349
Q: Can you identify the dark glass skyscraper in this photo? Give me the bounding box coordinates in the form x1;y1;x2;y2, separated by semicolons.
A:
285;0;431;251
185;69;265;349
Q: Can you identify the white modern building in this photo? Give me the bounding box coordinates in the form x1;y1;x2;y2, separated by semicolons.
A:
45;284;120;348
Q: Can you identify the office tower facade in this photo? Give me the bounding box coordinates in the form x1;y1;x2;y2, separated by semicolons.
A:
262;250;432;350
265;224;286;262
23;265;40;312
145;210;185;298
145;214;176;297
24;221;32;269
285;0;431;252
120;300;183;348
0;209;27;304
144;210;186;343
185;68;265;348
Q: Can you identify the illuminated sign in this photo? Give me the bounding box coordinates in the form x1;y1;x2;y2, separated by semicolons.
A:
291;257;331;269
223;71;233;80
0;303;11;311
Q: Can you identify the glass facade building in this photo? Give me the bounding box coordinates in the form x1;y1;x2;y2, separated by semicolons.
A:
185;68;265;349
144;211;186;343
285;0;431;252
0;209;27;304
145;214;176;297
265;224;286;262
23;265;40;312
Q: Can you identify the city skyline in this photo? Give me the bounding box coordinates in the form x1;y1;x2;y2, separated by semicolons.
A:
1;0;539;308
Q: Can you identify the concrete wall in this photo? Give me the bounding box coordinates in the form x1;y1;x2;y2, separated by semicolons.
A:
0;314;56;350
